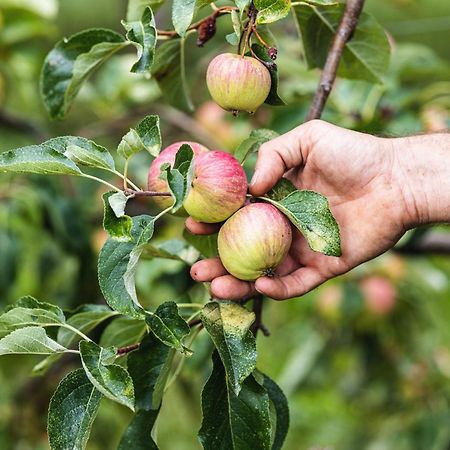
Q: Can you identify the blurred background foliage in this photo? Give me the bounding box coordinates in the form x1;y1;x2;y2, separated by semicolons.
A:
0;0;450;449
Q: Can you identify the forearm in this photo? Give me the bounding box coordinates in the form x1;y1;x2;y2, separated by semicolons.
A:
391;132;450;227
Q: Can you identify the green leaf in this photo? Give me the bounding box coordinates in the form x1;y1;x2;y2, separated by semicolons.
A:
0;327;68;355
48;369;102;450
123;7;157;73
172;0;195;37
201;301;256;395
293;4;391;83
98;215;156;318
161;143;194;212
46;136;115;171
118;115;161;158
0;144;82;175
118;410;159;450
102;191;133;242
262;374;289;450
108;191;129;218
41;28;128;119
254;0;291;24
151;39;193;112
141;238;200;265
234;0;250;9
266;178;296;202
251;44;285;106
0;296;65;330
234;128;279;164
199;352;272;450
226;33;240;46
100;317;147;348
127;0;165;21
80;340;135;411
226;10;241;46
11;296;65;317
146;301;190;354
183;230;219;259
264;190;341;256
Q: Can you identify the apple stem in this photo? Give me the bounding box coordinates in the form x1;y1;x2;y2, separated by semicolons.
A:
252;27;270;49
239;2;257;56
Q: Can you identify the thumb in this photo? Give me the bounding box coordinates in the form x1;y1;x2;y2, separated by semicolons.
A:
249;125;309;197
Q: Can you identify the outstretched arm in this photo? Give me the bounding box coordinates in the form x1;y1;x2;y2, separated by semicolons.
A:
187;120;450;300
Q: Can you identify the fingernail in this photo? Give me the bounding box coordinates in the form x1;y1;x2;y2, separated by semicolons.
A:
250;170;259;187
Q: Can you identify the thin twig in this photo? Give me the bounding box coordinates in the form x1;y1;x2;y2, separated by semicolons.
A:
251;294;269;337
188;318;202;328
394;232;450;255
126;190;172;197
117;343;140;355
306;0;365;121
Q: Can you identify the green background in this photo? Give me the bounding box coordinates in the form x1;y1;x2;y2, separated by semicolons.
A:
0;0;450;449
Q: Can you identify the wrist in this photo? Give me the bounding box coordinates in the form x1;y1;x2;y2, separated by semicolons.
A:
390;133;450;229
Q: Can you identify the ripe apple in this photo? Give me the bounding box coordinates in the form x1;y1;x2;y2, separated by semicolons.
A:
218;203;292;281
183;151;247;223
206;53;271;114
147;141;209;210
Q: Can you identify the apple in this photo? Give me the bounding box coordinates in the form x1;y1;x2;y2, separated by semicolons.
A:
147;141;209;211
218;203;292;281
183;151;247;223
206;53;271;114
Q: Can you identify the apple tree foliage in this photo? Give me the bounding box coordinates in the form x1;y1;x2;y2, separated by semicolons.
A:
0;1;391;449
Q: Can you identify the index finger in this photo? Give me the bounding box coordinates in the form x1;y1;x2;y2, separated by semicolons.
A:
249;124;309;196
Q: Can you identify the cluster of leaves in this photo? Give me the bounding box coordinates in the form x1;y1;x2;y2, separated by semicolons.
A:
38;0;391;118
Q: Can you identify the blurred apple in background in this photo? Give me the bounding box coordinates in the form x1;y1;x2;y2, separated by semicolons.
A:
195;101;251;150
316;284;343;321
361;275;397;317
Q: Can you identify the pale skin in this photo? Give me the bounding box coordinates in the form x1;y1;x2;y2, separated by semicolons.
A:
186;120;450;300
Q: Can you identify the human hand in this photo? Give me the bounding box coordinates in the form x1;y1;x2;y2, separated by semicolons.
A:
186;120;417;300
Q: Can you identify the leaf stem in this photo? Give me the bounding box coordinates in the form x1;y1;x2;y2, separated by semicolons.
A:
104;168;142;192
123;160;130;190
61;323;94;343
80;173;122;192
42;322;94;342
177;303;204;309
187;309;202;325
